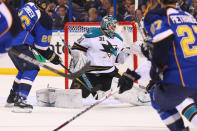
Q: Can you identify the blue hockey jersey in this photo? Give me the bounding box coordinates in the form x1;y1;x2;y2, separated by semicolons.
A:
18;2;52;50
0;2;29;53
0;2;12;38
144;7;197;88
0;2;13;53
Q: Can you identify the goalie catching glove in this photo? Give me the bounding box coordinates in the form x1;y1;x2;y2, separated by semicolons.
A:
69;50;89;72
118;69;141;94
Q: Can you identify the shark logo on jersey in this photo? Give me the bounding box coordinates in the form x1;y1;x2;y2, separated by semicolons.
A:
101;40;117;57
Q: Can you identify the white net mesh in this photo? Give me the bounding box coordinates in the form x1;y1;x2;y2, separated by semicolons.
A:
66;23;135;50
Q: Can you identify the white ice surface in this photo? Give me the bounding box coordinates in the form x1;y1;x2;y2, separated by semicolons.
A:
0;75;196;131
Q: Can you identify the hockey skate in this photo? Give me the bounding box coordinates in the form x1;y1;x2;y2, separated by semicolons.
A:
12;96;33;113
5;89;17;107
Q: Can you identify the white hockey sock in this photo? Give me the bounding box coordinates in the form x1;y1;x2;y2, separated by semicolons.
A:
176;97;197;126
190;114;197;125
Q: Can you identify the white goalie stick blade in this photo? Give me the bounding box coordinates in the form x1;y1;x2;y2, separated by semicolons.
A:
9;48;90;79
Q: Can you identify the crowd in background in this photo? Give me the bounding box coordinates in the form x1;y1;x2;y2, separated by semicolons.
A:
4;0;197;30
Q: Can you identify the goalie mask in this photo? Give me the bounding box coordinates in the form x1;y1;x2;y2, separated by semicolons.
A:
101;15;117;38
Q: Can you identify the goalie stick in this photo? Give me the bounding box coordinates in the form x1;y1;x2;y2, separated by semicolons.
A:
58;32;94;90
53;88;119;131
9;48;90;79
60;63;94;93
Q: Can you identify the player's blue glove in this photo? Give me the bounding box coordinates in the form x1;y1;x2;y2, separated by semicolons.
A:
118;69;140;94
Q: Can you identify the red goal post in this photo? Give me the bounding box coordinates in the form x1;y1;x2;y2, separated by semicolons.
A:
64;22;138;89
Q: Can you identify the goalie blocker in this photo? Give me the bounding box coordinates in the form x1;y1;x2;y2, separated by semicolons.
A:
118;69;141;94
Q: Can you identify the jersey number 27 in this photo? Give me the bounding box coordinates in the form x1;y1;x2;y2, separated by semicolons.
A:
177;25;197;57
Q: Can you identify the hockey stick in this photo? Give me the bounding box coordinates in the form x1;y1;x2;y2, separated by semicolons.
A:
60;63;71;73
58;32;72;55
134;0;149;42
9;48;90;79
60;63;93;93
57;32;94;90
53;88;119;131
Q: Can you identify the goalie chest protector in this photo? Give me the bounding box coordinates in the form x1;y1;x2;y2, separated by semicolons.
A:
74;28;123;73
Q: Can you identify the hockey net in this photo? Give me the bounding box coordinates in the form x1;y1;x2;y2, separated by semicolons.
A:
64;22;138;89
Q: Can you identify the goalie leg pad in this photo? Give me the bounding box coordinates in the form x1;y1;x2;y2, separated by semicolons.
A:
36;88;83;108
70;79;91;98
36;88;56;107
113;84;151;106
55;89;83;108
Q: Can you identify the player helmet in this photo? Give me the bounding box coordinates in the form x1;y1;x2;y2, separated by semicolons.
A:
101;15;117;38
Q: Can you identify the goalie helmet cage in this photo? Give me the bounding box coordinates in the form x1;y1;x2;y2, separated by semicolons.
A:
64;22;137;89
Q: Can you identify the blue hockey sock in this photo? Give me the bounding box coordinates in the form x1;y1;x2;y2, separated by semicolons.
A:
18;83;32;99
12;71;23;93
12;81;20;93
18;70;38;99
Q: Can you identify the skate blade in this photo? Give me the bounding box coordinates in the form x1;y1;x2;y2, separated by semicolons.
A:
11;106;32;113
4;103;14;108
